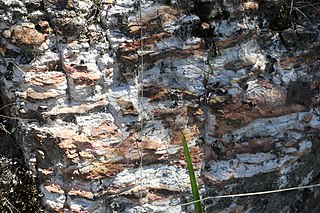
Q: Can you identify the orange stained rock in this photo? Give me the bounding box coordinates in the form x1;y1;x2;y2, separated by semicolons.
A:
120;32;171;53
211;103;307;138
224;137;277;159
215;81;285;114
44;183;64;195
63;64;100;86
116;134;164;161
25;72;66;86
303;113;313;123
103;0;114;4
121;42;204;65
142;83;201;103
53;122;119;147
78;151;94;159
208;81;307;138
3;25;47;46
52;128;78;140
55;131;97;160
141;83;170;101
37;20;52;34
178;145;202;168
139;136;165;150
42;99;107;116
145;191;163;201
22;63;60;72
68;188;94;199
53;126;121;161
16;88;60;100
72;134;92;143
0;41;7;56
243;1;259;10
201;22;210;29
83;162;127;179
159;6;181;20
116;98;138;115
38;167;54;175
216;33;250;49
171;125;200;145
90;120;121;139
58;139;77;150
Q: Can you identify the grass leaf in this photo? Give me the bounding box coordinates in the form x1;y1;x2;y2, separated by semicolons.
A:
181;132;202;213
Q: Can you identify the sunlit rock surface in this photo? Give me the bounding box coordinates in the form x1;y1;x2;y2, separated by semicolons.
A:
0;0;319;212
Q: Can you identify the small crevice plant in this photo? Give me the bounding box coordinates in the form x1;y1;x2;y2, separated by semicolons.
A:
180;132;202;213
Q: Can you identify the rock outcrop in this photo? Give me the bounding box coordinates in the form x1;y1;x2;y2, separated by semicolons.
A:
0;0;319;212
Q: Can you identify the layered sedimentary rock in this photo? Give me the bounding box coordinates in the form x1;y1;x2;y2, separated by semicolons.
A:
0;0;319;212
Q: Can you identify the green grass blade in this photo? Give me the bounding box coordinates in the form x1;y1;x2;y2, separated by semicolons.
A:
180;132;202;213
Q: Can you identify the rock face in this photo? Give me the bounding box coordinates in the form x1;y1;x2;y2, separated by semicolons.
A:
0;0;319;212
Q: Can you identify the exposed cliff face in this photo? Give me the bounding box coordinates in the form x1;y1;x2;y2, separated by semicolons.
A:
0;0;319;212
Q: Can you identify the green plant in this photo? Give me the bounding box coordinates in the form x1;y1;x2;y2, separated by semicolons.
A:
180;132;202;213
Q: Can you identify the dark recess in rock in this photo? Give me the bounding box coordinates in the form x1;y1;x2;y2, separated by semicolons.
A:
286;81;312;108
193;0;216;22
192;22;215;39
265;55;277;74
259;1;292;31
4;48;21;58
0;97;44;212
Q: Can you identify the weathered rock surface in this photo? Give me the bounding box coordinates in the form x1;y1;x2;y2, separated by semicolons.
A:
0;0;319;212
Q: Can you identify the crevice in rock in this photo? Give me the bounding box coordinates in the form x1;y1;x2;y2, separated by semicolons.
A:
0;96;44;212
